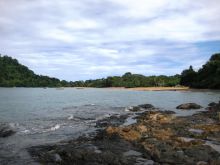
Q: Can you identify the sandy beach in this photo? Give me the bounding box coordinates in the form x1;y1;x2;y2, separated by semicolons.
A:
105;86;189;91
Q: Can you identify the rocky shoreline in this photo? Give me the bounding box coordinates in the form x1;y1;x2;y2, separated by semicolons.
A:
28;102;220;165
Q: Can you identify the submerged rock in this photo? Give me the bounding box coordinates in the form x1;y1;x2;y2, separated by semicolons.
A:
0;123;15;138
176;103;202;110
138;104;154;109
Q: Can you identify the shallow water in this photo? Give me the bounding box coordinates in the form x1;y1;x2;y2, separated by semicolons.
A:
0;87;219;164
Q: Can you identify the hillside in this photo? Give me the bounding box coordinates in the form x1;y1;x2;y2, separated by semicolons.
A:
0;55;68;87
0;53;219;89
180;53;220;89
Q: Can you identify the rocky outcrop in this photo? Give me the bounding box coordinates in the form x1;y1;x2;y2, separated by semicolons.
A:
206;101;220;121
176;103;202;109
28;103;220;165
0;123;15;138
127;104;154;112
106;109;220;164
28;130;153;165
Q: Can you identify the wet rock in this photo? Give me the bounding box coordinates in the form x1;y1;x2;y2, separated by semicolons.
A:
138;104;154;109
183;145;220;162
106;126;141;141
128;106;141;112
208;101;220;112
128;104;155;112
196;161;208;165
208;102;217;107
135;158;154;165
188;128;204;134
176;103;203;109
96;114;128;128
163;110;176;114
29;130;149;165
53;153;62;162
0;123;15;138
29;104;220;165
123;150;142;157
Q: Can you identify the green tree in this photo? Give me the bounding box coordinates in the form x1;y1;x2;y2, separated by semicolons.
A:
180;66;197;87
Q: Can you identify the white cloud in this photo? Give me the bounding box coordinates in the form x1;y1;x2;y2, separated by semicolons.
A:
41;29;75;43
0;0;219;80
65;19;101;30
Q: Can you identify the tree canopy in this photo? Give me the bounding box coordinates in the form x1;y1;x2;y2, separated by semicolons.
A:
180;53;220;89
0;55;63;87
1;53;219;89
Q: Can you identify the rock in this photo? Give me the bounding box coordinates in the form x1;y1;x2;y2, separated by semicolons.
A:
208;101;220;112
96;114;128;128
123;150;142;157
163;110;176;114
176;103;202;110
0;123;15;138
128;106;141;112
218;112;220;121
135;158;154;165
138;104;154;109
196;161;208;165
128;104;154;112
188;128;204;134
28;104;220;165
208;102;217;107
53;153;62;162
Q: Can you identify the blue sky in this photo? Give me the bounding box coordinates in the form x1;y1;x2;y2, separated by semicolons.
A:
0;0;219;81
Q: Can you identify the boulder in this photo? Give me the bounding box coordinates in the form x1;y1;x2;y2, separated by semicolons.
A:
127;104;154;112
0;123;15;138
208;102;217;107
207;101;220;112
176;103;202;110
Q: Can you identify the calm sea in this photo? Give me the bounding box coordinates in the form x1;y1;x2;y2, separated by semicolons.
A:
0;88;219;164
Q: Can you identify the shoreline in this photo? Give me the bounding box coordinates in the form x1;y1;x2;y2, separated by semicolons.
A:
2;87;220;92
73;86;189;91
28;101;220;164
107;86;189;91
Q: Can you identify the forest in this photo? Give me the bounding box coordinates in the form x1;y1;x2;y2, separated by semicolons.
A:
0;53;219;89
180;53;220;89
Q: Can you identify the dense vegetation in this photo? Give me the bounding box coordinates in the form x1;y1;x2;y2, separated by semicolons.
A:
0;55;68;87
72;73;180;88
180;53;220;89
1;53;219;89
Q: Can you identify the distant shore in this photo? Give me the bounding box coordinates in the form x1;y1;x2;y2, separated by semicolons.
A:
101;86;189;91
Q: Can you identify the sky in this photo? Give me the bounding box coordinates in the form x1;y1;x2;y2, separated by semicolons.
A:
0;0;220;81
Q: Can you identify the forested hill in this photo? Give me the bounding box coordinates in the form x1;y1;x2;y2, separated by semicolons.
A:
73;73;180;88
180;53;220;89
0;53;219;88
0;55;69;87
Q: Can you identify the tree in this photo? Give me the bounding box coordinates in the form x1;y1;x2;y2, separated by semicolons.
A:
180;66;197;87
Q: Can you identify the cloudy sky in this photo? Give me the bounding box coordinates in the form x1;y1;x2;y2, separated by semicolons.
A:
0;0;219;81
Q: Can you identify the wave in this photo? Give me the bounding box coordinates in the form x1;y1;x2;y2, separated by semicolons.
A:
20;129;30;134
84;104;96;106
67;115;74;120
49;124;61;131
